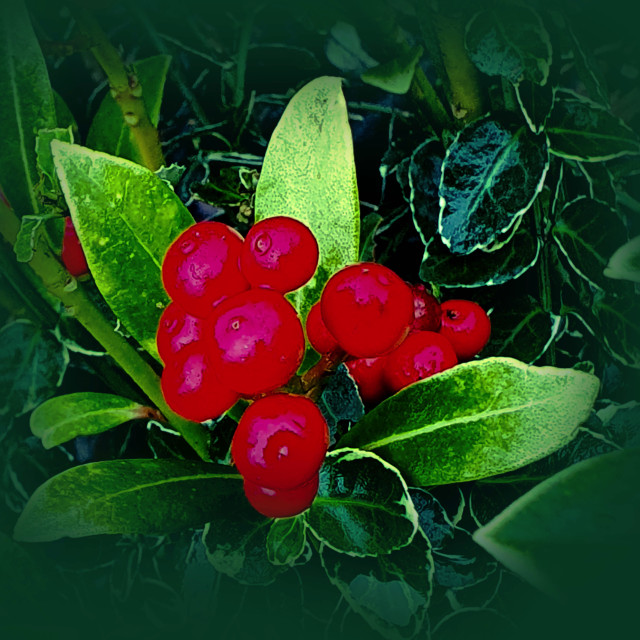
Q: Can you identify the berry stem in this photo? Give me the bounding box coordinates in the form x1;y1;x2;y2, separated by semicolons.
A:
300;347;347;393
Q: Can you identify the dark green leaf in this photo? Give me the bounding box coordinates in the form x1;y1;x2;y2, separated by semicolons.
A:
0;320;67;420
325;21;378;74
86;55;171;165
0;0;56;216
547;90;640;161
30;392;151;449
306;448;418;557
266;516;307;566
465;6;552;84
254;77;360;320
552;197;628;290
361;46;423;95
35;127;74;196
566;24;609;107
604;235;640;283
320;528;433;640
340;358;599;486
359;212;383;262
592;293;640;368
515;79;555;133
409;137;442;245
52;141;194;360
576;161;616;207
13;459;242;542
409;488;455;550
53;90;78;133
439;118;548;254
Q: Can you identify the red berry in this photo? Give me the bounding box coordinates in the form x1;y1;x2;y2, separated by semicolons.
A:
411;284;441;332
243;475;319;518
240;216;319;293
207;288;305;396
385;331;458;393
156;303;204;363
439;300;491;361
320;262;413;357
62;217;89;277
232;393;329;489
345;356;388;406
161;221;248;317
161;345;239;422
305;301;339;354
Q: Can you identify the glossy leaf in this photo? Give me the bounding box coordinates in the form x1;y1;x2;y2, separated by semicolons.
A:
86;55;171;165
254;76;360;320
0;320;68;420
266;516;307;566
465;6;552;85
306;449;418;557
30;392;151;449
52;141;194;359
409;137;443;245
0;0;56;216
320;528;433;640
515;79;555;134
473;448;640;601
547;90;640;161
361;46;423;95
340;358;599;486
604;235;640;283
13;459;242;542
438;118;548;254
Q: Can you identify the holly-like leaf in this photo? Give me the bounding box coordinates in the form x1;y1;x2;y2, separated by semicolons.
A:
340;358;599;486
361;46;423;95
30;392;152;449
254;77;360;320
306;449;418;557
546;90;640;161
13;459;242;542
515;79;555;134
438;118;548;254
604;235;640;283
465;6;552;85
51;141;194;360
409;137;443;245
266;516;307;566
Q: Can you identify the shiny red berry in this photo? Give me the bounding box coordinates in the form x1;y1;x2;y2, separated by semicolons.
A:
345;356;388;406
62;217;89;277
207;288;305;396
385;331;458;393
156;303;204;363
240;216;319;293
439;300;491;361
161;345;239;422
161;221;248;317
305;301;339;354
320;262;414;357
243;475;319;518
232;393;329;489
411;284;441;332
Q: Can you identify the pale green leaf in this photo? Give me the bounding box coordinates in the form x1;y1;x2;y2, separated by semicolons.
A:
266;516;307;566
604;235;640;283
361;46;423;95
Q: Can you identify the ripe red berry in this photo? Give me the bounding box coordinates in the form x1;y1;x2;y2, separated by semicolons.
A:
156;303;203;363
385;331;458;393
345;356;388;406
240;216;319;293
161;345;239;422
411;284;441;332
207;288;305;396
62;217;89;278
232;393;329;489
243;475;319;518
161;221;248;317
305;301;339;354
439;300;491;361
320;262;414;357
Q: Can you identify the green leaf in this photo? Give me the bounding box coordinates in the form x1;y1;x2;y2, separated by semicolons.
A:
361;46;423;95
52;141;194;360
53;90;79;133
515;79;555;134
306;448;418;557
604;235;640;283
30;392;151;449
0;320;68;420
592;293;640;369
547;90;640;161
86;55;171;165
35;127;74;196
438;118;549;254
576;161;616;207
325;21;378;74
203;484;287;585
254;76;360;320
472;448;640;603
566;24;609;107
465;6;552;85
13;459;242;542
320;528;433;640
359;212;383;261
0;0;56;216
409;137;442;245
266;516;307;566
14;214;58;263
552;197;628;290
340;358;599;486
